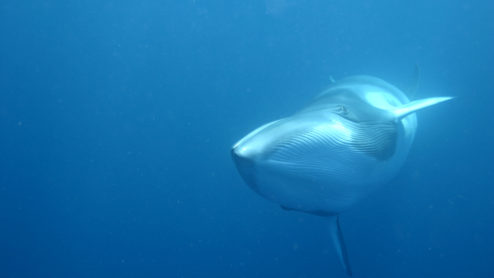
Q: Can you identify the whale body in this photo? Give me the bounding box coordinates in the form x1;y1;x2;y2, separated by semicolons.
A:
231;75;452;276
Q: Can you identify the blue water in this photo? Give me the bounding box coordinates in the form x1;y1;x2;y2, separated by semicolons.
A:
1;1;493;277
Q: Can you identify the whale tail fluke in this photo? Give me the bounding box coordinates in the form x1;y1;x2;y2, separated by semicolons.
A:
328;215;353;276
392;96;454;119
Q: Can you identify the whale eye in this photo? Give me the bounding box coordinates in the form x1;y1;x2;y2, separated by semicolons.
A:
335;104;348;115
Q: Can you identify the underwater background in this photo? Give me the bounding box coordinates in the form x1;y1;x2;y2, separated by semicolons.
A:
1;0;493;277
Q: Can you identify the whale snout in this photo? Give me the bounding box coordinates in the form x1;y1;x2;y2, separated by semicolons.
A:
231;144;259;192
231;141;255;161
231;119;281;165
231;145;253;168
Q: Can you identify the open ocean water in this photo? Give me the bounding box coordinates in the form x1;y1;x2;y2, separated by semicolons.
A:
0;1;493;277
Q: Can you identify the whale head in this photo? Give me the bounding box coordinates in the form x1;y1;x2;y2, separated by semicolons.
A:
232;103;399;214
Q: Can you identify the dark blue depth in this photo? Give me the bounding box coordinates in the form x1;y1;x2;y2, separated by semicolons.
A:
0;1;493;277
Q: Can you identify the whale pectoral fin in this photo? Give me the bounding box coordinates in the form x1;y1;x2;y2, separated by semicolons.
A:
328;215;352;276
393;97;453;119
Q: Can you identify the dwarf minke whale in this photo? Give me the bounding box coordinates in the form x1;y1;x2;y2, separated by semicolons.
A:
231;75;452;276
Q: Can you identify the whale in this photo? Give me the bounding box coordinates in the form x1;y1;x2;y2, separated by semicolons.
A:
231;75;452;276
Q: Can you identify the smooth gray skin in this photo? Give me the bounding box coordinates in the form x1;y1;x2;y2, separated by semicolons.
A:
231;75;451;276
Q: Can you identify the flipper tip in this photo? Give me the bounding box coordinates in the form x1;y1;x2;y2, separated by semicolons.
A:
328;216;353;276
